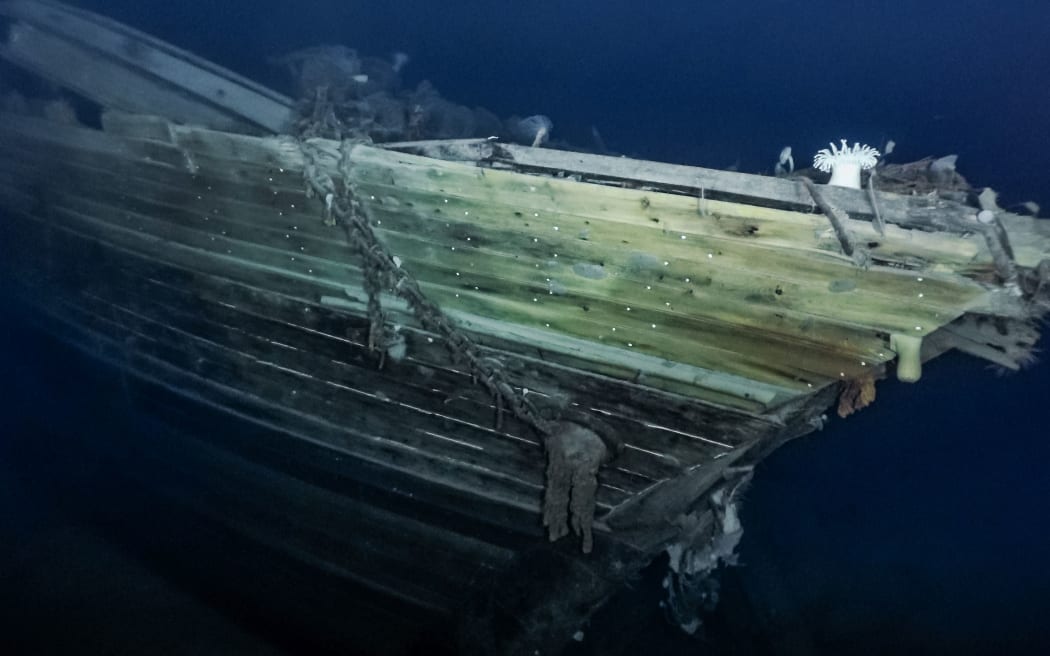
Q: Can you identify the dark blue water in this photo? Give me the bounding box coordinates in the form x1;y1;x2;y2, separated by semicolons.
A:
3;1;1050;654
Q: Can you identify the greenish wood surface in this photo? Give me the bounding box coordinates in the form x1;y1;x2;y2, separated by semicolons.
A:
0;113;1018;409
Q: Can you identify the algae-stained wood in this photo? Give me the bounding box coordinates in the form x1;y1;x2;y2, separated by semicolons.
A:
400;140;1021;248
0;113;1001;406
341;144;995;392
0;113;751;491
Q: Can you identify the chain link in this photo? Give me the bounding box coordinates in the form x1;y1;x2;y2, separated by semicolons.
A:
300;139;554;436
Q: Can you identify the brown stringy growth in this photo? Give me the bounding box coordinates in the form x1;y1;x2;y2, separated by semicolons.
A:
837;375;877;418
542;423;607;554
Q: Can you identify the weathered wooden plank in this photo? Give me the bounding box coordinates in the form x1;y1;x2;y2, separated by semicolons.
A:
121;375;541;550
80;289;661;506
69;142;961;382
3;201;750;486
168;128;1023;286
346;145;990;311
5;205;724;485
118;282;678;488
1;180;770;418
0;0;294;133
0;114;989;300
68;289;561;495
0;115;990;360
16;303;520;615
8;114;1006;405
42;287;558;511
0;152;797;409
3;111;1045;282
0;134;869;388
391;138;1003;239
142;258;756;454
95;126;1038;324
55;181;831;393
354;144;992;272
0;140;944;398
106;395;517;610
18;205;730;480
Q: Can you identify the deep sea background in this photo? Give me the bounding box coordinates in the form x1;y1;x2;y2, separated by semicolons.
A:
2;0;1049;654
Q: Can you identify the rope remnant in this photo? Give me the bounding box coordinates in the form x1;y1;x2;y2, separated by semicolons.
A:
542;423;607;554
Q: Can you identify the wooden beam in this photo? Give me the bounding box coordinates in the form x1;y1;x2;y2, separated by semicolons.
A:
0;0;294;133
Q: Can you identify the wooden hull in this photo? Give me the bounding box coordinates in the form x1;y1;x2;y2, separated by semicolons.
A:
2;313;462;654
0;104;826;650
4;94;1050;649
1;3;1048;646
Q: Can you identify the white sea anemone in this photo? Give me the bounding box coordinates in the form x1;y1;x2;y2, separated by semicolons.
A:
813;139;880;189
